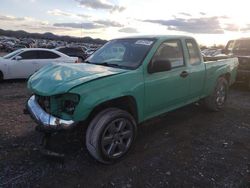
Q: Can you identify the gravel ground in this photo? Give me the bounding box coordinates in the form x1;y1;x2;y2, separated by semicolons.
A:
0;81;249;188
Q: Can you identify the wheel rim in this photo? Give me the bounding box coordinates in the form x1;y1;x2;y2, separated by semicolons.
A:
216;83;226;106
101;118;133;158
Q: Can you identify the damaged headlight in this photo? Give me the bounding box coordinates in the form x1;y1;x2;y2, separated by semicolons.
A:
55;93;80;115
62;94;80;115
63;99;78;114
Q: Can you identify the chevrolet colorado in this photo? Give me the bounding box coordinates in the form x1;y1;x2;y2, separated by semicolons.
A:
26;35;238;163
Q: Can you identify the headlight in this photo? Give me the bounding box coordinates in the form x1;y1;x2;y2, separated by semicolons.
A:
63;100;78;114
58;93;80;115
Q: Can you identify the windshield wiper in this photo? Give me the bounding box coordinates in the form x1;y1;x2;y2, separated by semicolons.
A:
97;62;130;69
84;61;130;69
84;61;116;66
98;62;120;67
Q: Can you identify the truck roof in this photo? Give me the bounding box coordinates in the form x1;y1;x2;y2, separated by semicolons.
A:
114;35;195;41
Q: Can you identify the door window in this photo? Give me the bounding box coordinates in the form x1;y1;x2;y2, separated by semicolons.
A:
19;51;38;59
152;40;184;69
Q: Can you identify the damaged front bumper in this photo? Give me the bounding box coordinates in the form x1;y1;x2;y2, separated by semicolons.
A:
27;95;77;132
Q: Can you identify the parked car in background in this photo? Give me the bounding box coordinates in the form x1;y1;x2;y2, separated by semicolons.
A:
223;38;250;88
0;48;78;80
26;35;238;163
12;44;27;51
85;49;96;57
55;46;87;62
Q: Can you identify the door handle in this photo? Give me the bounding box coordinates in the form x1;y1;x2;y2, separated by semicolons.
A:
180;71;189;78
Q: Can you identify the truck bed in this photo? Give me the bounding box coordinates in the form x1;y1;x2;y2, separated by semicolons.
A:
202;57;239;97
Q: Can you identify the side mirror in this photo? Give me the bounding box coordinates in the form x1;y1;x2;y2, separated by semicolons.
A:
148;59;172;74
14;56;22;61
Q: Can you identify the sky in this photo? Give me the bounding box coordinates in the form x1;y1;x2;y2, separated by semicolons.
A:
1;0;250;46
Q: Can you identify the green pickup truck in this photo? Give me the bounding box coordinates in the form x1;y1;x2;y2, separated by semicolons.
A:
26;35;238;163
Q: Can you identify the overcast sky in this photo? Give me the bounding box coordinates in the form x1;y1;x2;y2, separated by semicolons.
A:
1;0;250;45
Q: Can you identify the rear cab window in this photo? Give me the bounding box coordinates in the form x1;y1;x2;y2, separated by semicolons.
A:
185;39;202;65
226;40;234;51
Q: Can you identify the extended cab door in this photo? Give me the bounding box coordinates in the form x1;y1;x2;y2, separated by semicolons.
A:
185;39;206;100
144;40;190;118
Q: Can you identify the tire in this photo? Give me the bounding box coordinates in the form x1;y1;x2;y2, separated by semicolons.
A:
86;108;137;164
247;79;250;90
204;77;229;111
0;71;3;82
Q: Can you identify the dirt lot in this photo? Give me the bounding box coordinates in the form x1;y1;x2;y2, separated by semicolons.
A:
0;81;249;187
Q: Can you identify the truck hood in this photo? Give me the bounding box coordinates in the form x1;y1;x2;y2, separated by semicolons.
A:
28;63;128;96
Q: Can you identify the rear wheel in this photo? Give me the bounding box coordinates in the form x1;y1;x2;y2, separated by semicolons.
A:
86;108;137;164
247;79;250;90
204;77;228;111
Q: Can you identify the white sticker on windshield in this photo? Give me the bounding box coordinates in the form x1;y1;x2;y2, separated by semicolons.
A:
135;40;153;46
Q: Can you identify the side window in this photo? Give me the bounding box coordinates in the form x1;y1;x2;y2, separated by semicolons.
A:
38;51;60;59
152;40;184;68
19;51;38;59
186;39;202;65
226;40;234;51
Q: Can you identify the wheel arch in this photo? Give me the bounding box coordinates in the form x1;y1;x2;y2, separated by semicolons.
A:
86;96;139;124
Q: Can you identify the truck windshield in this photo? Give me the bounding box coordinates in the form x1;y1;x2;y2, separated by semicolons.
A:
85;38;156;69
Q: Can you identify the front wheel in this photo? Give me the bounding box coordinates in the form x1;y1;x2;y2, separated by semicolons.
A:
204;77;228;111
86;108;137;164
0;71;3;82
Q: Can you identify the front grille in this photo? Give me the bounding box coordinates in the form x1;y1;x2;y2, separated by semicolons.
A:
36;95;50;113
238;57;250;70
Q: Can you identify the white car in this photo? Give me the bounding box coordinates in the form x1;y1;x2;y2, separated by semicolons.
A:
0;48;78;80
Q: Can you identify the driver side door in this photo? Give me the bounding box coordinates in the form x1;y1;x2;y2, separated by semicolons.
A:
144;40;190;119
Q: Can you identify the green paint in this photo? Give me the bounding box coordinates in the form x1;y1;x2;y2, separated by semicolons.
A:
28;35;238;124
